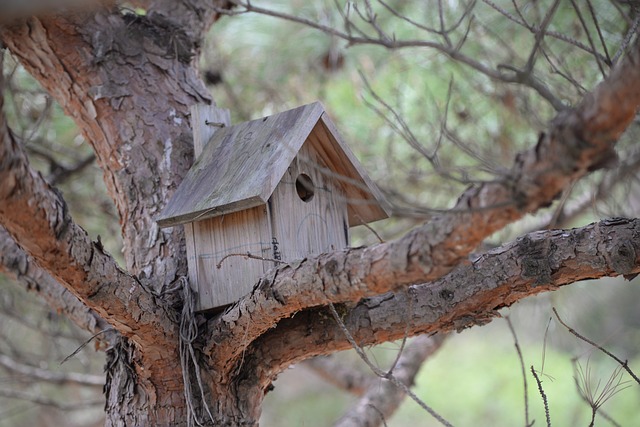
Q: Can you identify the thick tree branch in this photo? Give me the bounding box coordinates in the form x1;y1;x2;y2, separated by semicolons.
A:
145;0;235;43
244;218;640;389
206;35;640;369
0;13;205;288
0;88;171;345
1;8;228;421
0;0;104;24
0;226;110;336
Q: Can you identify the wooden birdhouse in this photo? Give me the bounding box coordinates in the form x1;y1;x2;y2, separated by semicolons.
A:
157;102;389;311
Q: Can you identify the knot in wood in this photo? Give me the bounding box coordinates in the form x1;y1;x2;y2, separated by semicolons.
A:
610;240;636;275
325;259;339;275
439;289;454;301
517;235;553;286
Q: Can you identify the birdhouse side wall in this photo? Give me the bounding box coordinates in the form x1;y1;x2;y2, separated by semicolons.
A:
268;142;350;262
185;205;273;311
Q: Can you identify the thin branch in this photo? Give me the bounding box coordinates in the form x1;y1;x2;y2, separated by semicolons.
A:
60;329;113;365
612;7;640;65
524;0;560;73
0;388;103;410
506;317;530;427
247;218;640;382
333;334;448;427
217;0;565;109
216;252;286;269
481;0;609;63
585;0;612;65
328;303;453;427
0;354;104;387
531;366;551;427
553;308;640;385
569;0;607;77
0;74;172;345
208;35;640;365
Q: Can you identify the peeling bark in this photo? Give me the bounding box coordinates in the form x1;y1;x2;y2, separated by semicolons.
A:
1;2;640;426
218;218;640;401
205;34;640;371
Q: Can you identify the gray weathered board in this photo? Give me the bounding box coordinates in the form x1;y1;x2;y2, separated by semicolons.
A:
157;102;388;228
158;102;389;311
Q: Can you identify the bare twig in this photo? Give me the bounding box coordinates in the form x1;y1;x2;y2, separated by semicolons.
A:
59;328;112;365
0;388;103;410
217;0;565;109
612;7;640;65
585;0;611;65
531;366;551;427
524;0;560;73
506;317;531;427
0;354;103;387
216;252;287;269
327;303;453;427
569;0;607;77
553;308;640;385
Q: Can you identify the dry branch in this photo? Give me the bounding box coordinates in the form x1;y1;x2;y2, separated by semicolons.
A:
0;82;171;345
206;34;640;369
241;218;640;388
334;334;447;427
0;353;104;387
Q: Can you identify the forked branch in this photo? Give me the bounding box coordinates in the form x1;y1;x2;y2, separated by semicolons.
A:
207;34;640;368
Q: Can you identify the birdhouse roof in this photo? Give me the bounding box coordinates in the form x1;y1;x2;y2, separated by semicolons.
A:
157;102;389;228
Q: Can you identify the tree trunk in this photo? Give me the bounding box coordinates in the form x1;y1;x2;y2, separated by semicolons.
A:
2;3;640;426
1;8;213;425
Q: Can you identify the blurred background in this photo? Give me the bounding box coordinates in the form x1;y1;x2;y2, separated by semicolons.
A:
2;1;640;425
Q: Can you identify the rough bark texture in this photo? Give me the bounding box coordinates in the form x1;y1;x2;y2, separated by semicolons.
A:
204;32;640;373
0;5;215;424
231;218;640;394
1;2;640;426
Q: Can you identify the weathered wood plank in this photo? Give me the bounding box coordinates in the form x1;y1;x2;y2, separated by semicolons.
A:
190;104;231;157
157;102;324;227
192;206;272;310
269;142;349;262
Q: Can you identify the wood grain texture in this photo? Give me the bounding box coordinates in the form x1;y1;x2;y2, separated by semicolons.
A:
190;104;231;157
192;206;272;309
269;141;349;262
157;102;389;227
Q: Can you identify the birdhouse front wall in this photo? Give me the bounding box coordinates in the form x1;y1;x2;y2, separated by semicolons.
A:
185;141;351;312
268;141;349;262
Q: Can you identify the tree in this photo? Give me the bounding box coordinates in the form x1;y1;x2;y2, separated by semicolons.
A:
1;0;640;425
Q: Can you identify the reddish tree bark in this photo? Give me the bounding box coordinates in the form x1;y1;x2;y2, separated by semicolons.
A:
0;2;639;426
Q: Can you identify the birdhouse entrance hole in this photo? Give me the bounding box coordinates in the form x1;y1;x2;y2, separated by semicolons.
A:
157;101;391;312
295;173;315;202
